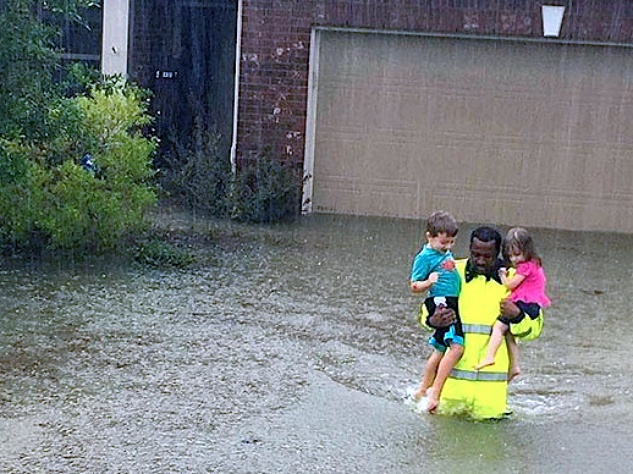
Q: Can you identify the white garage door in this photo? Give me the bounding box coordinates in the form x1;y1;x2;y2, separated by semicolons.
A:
304;29;633;233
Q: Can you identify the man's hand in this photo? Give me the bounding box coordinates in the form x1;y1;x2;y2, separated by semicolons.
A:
500;298;521;319
427;305;456;329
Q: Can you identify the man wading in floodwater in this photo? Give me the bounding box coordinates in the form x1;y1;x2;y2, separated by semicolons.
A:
421;226;543;419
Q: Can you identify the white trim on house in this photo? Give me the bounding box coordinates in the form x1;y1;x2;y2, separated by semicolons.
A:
302;28;320;214
310;25;633;49
101;0;130;76
230;0;243;174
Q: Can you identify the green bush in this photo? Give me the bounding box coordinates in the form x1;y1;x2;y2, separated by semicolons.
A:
159;119;230;218
0;1;156;253
133;239;195;267
230;149;303;224
0;78;158;252
159;122;302;224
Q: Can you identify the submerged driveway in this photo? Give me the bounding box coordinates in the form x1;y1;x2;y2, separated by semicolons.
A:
1;214;632;472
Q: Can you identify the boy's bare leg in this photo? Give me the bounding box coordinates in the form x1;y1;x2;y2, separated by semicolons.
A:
412;350;443;400
474;320;508;370
506;332;521;382
426;343;464;413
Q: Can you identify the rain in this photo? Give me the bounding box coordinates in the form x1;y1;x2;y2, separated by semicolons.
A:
3;1;633;472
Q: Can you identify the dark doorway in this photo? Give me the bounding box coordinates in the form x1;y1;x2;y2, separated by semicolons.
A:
129;0;237;150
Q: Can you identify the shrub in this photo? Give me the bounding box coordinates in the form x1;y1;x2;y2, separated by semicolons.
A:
0;78;158;252
158;119;230;218
0;2;156;253
158;122;302;224
133;239;195;267
230;149;303;224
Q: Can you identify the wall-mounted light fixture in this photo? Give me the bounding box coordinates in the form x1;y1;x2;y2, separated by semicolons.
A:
542;5;566;37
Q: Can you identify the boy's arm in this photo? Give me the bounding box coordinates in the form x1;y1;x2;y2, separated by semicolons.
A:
410;272;439;293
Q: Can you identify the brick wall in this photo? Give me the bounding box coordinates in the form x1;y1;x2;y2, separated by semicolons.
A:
238;0;633;167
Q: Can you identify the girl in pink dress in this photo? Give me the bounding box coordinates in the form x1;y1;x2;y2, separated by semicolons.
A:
474;227;551;380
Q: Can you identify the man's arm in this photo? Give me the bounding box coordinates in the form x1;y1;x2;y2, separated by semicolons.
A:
426;305;456;329
500;299;522;319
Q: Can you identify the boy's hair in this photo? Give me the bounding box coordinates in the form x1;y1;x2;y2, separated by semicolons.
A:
426;210;458;237
503;227;542;266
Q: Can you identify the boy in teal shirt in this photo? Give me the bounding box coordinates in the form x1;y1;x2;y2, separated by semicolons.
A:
409;210;462;413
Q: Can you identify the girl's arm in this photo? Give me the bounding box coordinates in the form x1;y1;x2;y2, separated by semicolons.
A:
500;269;526;291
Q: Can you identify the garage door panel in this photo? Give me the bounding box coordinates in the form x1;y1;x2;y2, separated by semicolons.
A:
309;30;633;232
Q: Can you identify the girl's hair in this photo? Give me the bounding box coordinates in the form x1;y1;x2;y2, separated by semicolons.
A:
503;227;541;266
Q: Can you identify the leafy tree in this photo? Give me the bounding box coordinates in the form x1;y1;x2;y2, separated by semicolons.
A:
0;0;98;140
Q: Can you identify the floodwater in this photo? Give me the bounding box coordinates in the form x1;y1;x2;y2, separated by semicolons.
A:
1;213;632;473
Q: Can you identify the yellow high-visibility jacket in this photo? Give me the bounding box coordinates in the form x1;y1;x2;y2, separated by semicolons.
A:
420;259;544;419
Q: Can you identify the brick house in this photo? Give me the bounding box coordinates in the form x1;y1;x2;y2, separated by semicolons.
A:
105;1;633;231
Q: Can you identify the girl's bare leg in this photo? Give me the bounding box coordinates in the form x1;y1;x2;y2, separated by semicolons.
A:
474;321;508;370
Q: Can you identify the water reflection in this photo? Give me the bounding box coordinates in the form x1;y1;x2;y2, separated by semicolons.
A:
1;214;633;472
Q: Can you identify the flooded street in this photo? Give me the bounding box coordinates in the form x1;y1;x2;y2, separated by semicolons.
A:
1;214;633;473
